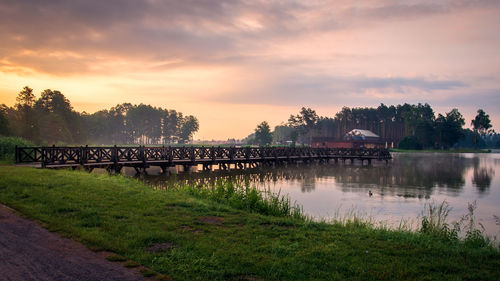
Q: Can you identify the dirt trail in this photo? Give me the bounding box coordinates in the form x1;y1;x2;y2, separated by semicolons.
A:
0;204;144;281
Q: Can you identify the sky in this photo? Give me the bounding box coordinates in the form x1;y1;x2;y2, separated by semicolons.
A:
0;0;499;139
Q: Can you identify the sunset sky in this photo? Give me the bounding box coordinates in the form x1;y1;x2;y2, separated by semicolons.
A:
0;0;499;139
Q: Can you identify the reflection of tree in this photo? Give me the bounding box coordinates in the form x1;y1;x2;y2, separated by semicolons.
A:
472;157;494;193
144;153;491;199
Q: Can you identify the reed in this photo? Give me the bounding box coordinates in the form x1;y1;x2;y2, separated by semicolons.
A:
177;180;306;220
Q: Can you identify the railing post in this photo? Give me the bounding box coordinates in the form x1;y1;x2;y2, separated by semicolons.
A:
113;145;118;168
51;144;56;164
141;145;146;166
79;146;83;165
168;146;173;164
190;146;195;163
229;146;235;161
41;147;46;168
83;145;88;165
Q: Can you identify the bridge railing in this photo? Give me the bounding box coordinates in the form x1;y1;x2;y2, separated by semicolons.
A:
15;146;392;167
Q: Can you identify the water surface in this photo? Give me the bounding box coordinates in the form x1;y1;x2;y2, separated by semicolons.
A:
140;152;500;237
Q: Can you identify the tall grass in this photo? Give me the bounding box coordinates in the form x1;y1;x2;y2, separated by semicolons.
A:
169;179;495;248
0;136;34;162
176;180;306;220
419;200;494;247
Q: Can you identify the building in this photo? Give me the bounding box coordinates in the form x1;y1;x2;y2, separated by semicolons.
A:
312;129;387;149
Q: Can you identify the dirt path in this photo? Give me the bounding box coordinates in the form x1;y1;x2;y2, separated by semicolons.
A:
0;204;144;281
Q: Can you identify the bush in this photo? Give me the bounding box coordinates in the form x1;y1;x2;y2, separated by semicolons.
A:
398;136;423;150
0;136;34;161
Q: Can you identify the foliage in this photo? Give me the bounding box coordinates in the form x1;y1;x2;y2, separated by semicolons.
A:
398;136;422;150
277;103;475;149
287;107;319;144
181;181;305;220
178;115;199;143
254;121;272;146
419;201;492;248
0;167;499;280
0;106;11;136
419;201;458;241
272;125;296;144
434;109;465;149
471;109;494;149
3;86;200;145
0;136;34;160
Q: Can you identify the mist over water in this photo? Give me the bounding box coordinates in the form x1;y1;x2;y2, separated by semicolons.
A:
138;152;500;237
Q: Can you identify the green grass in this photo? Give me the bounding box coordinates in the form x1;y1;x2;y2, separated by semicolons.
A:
390;148;491;153
179;180;306;220
0;166;499;281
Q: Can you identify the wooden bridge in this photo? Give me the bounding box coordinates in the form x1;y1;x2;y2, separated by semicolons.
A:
15;146;392;173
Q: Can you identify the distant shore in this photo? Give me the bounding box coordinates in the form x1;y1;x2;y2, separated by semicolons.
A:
390;148;492;153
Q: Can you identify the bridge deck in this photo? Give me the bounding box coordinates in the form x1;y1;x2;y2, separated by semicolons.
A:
15;146;392;172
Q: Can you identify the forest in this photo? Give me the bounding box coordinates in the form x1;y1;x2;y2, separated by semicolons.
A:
1;86;498;149
266;105;497;149
0;86;199;145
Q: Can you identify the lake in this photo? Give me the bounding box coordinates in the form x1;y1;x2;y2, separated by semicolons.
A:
138;152;500;238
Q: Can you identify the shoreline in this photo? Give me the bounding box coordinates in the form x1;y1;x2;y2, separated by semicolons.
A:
390;148;492;153
0;166;499;280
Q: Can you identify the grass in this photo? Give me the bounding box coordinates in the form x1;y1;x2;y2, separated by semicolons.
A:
178;180;306;220
0;166;499;280
390;148;491;153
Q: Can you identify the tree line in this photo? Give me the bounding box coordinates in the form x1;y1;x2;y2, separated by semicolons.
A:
253;104;497;149
0;86;199;145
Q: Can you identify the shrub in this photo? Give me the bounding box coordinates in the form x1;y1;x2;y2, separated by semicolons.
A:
398;136;423;150
0;136;34;161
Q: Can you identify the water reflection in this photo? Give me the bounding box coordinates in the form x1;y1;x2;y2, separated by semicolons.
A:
141;152;500;236
144;153;488;198
471;157;495;193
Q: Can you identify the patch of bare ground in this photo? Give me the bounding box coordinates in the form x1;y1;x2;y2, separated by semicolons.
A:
199;216;224;225
0;204;144;281
181;225;204;234
146;242;175;253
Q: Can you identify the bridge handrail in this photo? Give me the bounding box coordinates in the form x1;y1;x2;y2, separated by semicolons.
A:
15;146;392;166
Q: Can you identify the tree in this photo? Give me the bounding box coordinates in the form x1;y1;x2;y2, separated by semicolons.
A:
178;115;199;143
435;109;465;149
13;86;38;140
163;110;182;143
0;105;11;135
471;109;494;149
34;89;80;144
16;86;35;107
287;107;319;144
254;121;272;146
272;125;295;144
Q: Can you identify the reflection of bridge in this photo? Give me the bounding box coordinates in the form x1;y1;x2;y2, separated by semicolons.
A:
15;146;392;173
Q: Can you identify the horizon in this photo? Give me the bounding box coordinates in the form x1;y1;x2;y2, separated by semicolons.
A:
1;0;499;139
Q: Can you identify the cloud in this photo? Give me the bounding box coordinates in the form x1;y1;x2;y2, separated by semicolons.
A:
210;73;467;105
1;0;498;76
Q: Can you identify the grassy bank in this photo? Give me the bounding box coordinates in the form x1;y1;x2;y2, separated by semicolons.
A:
390;148;491;153
0;166;499;280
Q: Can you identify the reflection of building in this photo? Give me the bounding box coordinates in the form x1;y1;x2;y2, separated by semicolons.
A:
312;129;386;148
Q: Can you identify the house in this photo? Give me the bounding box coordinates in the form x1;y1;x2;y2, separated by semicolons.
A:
312;129;387;149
